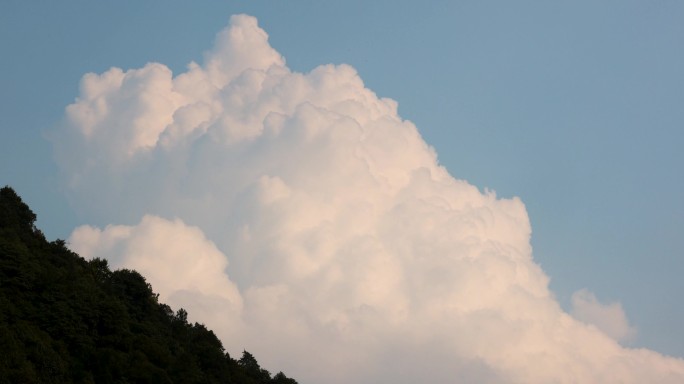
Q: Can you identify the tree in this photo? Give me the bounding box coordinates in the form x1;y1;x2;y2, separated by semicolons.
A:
0;186;300;384
272;371;299;384
239;350;272;382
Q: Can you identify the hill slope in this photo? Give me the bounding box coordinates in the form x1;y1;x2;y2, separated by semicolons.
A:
0;186;297;384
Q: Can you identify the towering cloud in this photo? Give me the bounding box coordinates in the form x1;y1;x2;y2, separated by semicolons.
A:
56;15;684;383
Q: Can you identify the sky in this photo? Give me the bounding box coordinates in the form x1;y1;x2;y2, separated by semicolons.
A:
1;1;684;382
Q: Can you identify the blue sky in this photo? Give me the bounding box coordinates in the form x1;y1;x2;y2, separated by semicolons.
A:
2;0;683;364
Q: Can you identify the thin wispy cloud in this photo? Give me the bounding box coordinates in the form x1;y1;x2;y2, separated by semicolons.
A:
571;288;637;343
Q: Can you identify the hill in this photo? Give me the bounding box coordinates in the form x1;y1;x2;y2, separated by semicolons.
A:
0;186;298;384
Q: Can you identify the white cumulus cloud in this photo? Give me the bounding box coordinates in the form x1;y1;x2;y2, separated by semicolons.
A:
56;14;684;384
571;288;637;343
68;215;243;334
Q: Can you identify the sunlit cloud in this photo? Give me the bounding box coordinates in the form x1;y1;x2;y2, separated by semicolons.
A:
56;14;684;383
571;288;637;343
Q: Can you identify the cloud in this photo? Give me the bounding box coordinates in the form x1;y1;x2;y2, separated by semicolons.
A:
57;14;684;384
68;215;243;334
571;288;637;342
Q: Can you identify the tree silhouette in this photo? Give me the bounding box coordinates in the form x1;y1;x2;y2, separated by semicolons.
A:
0;186;298;384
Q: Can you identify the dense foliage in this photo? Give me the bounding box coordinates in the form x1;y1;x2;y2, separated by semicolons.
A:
0;186;298;384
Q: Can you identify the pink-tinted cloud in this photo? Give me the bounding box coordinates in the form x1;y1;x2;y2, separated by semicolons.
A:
58;14;684;384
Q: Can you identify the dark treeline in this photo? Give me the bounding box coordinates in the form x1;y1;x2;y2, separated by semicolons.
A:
0;186;298;384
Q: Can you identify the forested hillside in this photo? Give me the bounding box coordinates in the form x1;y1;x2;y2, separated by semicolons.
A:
0;186;297;384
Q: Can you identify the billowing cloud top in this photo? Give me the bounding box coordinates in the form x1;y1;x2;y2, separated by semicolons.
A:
56;15;684;383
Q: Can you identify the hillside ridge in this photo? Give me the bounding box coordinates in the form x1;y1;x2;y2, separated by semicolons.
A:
0;186;298;384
